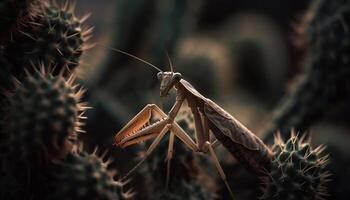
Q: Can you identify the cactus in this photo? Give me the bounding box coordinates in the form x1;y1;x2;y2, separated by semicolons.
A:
260;132;330;200
3;67;87;166
96;0;199;87
0;1;137;200
48;150;133;200
94;0;155;88
0;54;12;95
175;45;221;98
0;66;88;199
264;0;350;142
4;1;92;77
154;180;214;200
144;0;199;67
0;0;43;42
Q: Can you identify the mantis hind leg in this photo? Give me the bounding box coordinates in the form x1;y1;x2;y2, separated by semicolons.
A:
165;131;175;190
205;141;236;200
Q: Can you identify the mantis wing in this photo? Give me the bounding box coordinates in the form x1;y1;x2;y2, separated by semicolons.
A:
203;99;262;151
180;79;262;151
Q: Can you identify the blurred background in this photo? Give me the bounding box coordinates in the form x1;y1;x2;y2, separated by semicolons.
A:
68;0;350;199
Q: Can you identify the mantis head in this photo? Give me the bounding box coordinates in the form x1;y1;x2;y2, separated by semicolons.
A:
103;46;181;97
157;72;182;97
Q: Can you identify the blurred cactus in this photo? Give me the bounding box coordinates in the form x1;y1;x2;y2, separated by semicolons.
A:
177;55;219;97
49;150;133;200
0;54;12;94
4;1;92;77
175;37;230;98
144;0;200;67
0;0;43;43
96;0;200;88
260;132;330;200
264;0;350;142
154;180;214;200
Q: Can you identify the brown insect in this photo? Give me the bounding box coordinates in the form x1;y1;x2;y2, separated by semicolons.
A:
111;47;272;199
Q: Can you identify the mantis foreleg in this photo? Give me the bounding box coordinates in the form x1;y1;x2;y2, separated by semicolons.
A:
150;104;198;151
121;124;172;181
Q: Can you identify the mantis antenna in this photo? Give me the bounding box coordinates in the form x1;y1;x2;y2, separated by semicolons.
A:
97;43;163;72
165;50;174;72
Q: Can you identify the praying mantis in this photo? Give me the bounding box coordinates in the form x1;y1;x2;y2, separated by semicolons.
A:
112;47;272;199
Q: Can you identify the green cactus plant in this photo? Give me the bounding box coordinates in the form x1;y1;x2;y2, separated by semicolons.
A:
260;132;330;200
264;0;350;142
48;149;133;200
4;1;92;77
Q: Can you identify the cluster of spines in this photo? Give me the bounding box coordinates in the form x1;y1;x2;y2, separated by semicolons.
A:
0;0;43;42
48;148;133;200
264;0;350;143
260;132;330;200
4;1;93;77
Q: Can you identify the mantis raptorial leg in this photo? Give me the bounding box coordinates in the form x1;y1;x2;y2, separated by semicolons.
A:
119;104;198;181
121;124;171;181
151;103;198;151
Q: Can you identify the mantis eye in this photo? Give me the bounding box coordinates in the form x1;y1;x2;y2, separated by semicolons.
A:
173;73;182;80
157;72;163;80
